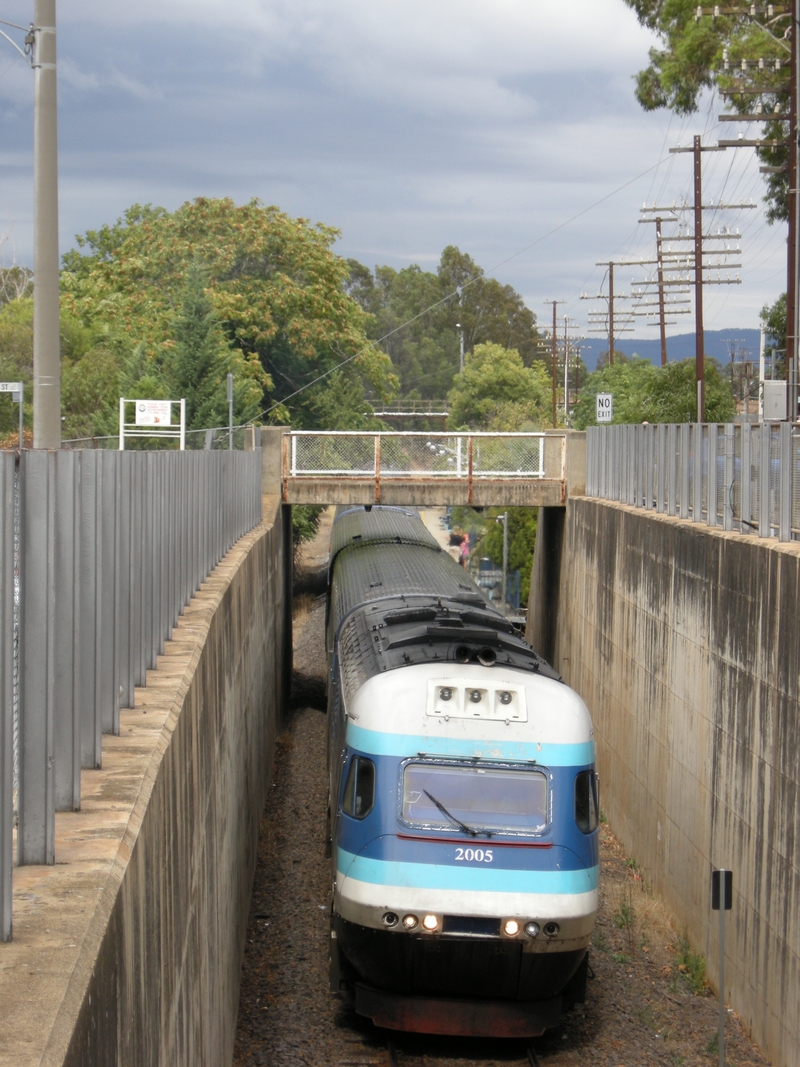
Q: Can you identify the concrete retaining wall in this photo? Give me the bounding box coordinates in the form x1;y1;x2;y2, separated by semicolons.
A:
528;498;800;1067
0;495;290;1067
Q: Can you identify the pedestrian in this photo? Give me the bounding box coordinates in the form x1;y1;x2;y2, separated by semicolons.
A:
459;537;469;569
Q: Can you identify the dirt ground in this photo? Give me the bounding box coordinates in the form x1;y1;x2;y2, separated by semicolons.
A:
232;512;769;1067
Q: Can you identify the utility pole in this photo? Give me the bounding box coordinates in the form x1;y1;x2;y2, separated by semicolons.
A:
656;218;667;365
562;317;582;419
693;136;706;421
609;263;614;365
544;300;564;427
456;322;465;373
699;2;796;416
793;0;799;418
653;137;752;421
583;263;634;362
33;0;60;449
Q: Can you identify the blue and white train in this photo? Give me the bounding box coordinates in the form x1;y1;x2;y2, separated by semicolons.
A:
326;506;598;1038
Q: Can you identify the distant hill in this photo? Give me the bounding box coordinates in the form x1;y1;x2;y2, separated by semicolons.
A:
577;328;762;372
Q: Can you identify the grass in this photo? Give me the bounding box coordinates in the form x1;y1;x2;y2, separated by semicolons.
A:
675;931;707;994
593;930;608;952
611;951;631;964
292;592;315;627
614;898;636;930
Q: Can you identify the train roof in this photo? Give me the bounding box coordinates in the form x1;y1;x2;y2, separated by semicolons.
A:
328;507;559;707
329;506;439;575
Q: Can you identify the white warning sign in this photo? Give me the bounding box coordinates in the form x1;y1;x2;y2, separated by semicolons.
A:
596;393;613;423
135;400;172;426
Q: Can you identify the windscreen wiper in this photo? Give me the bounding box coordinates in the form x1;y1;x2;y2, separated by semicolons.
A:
423;789;489;838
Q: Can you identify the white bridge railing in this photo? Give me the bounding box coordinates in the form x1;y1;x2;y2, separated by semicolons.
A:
587;422;800;542
284;431;547;480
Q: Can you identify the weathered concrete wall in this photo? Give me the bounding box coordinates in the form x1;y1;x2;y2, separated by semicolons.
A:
0;495;289;1067
529;498;800;1067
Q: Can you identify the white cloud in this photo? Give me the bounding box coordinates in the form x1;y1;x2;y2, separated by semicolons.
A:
0;0;786;335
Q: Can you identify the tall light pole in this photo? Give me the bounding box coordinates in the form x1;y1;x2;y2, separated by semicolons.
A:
33;0;60;449
499;512;509;614
456;322;465;373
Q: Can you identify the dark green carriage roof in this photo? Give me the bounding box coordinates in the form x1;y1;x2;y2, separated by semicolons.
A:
327;507;558;705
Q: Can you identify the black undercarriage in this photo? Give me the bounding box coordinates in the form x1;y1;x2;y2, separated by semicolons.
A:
333;915;587;1004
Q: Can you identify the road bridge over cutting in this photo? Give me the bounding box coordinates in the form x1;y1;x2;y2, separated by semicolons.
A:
280;429;586;506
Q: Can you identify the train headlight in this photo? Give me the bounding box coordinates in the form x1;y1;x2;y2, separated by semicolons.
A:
524;921;540;938
469;689;482;704
503;919;520;937
422;914;439;932
402;914;418;930
382;912;398;928
439;687;453;701
498;691;512;706
544;921;560;937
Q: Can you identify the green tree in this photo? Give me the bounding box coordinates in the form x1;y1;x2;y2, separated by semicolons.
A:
623;1;790;220
761;290;786;359
0;296;103;441
345;247;547;402
475;508;538;607
572;357;735;427
162;264;264;431
447;343;551;431
62;198;396;427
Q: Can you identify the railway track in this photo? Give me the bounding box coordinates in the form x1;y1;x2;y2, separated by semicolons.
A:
334;1034;542;1067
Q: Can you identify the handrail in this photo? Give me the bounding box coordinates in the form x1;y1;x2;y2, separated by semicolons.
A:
586;422;800;542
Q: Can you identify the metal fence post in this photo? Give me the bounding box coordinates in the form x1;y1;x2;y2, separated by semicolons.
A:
759;423;771;537
629;425;637;505
644;425;654;510
707;424;718;527
667;424;677;516
117;453;132;708
1;454;15;937
99;452;117;733
77;451;100;767
19;451;56;865
779;421;792;541
656;424;666;514
632;425;641;506
723;424;735;532
53;451;80;811
693;423;703;521
741;423;752;534
679;423;689;520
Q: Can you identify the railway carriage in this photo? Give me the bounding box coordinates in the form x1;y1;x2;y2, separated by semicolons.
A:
326;506;598;1038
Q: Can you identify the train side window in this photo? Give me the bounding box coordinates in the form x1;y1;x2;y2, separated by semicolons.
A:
575;770;598;834
342;757;376;819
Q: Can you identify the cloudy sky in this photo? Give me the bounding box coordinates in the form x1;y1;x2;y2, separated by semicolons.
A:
0;0;787;341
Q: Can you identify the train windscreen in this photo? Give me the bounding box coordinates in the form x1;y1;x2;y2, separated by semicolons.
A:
401;762;548;835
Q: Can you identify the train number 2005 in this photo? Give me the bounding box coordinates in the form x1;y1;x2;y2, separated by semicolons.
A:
455;847;493;863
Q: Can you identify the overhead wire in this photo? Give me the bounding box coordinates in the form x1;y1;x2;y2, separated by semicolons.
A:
254;150;680;419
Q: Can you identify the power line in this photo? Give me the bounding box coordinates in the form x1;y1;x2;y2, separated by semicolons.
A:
254;151;679;420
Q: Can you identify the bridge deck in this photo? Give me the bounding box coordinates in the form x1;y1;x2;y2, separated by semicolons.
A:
281;430;581;506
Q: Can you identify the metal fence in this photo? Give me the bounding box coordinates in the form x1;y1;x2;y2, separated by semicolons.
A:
587;422;800;541
285;432;546;479
1;448;262;940
62;424;259;451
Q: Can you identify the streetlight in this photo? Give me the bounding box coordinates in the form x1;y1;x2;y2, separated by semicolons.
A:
0;3;61;449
